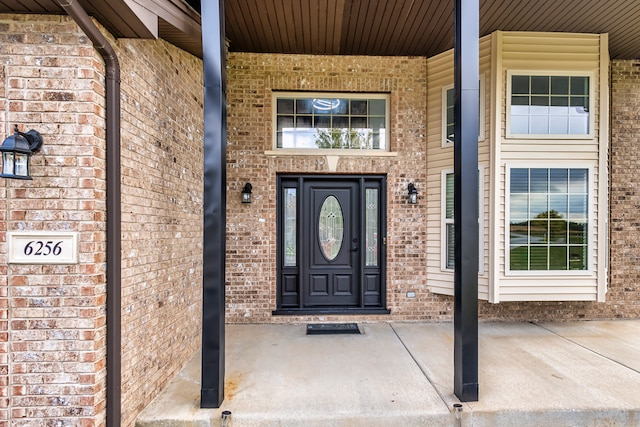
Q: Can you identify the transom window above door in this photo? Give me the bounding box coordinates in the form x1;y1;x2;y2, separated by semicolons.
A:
274;92;389;150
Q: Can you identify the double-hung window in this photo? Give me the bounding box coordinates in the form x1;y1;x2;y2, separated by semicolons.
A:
508;73;591;137
274;93;389;150
442;169;483;272
508;167;589;272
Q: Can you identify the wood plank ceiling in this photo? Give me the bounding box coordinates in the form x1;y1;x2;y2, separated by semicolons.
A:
225;0;640;59
0;0;640;59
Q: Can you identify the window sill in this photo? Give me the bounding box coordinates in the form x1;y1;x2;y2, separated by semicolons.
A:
265;149;398;157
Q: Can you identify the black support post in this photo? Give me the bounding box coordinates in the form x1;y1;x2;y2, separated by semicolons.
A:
453;0;480;402
201;0;227;408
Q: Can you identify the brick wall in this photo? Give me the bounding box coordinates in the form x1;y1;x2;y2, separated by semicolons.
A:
117;38;203;427
0;14;204;427
225;53;448;323
0;14;108;426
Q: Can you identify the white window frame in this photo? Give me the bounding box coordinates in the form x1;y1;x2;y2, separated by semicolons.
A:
506;71;595;140
441;74;486;148
272;92;391;151
505;162;595;277
440;166;484;274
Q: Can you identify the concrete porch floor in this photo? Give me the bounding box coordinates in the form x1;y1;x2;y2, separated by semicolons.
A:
136;320;640;426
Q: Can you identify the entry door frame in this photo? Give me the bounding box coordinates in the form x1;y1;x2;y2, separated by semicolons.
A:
274;174;389;315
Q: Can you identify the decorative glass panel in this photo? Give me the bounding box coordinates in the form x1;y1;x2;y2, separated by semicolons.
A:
365;189;378;267
318;196;344;261
283;188;297;266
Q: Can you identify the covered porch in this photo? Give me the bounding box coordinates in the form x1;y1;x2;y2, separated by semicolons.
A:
138;319;640;426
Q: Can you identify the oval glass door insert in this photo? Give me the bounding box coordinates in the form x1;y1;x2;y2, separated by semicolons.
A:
318;195;344;261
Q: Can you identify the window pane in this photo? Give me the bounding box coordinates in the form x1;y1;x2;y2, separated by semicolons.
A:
549;246;568;269
511;169;529;193
277;98;294;114
569;195;588;219
296;116;312;128
512;96;530;106
551;76;569;95
549;116;569;134
531;76;549;94
296;99;312;114
569;222;586;244
510;245;529;270
530;219;548;243
445;173;454;219
569;246;586;270
511;221;528;245
569;115;589;134
531;96;550;106
350;100;367;115
550;97;569;107
530;246;548;270
571;77;589;96
511;115;529;134
549;194;568;217
569;169;588;193
369;99;386;115
530;116;549;134
512;76;530;94
530;169;548;193
510;194;529;220
550;169;568;192
447;224;455;269
284;188;297;266
549;220;567;243
365;189;378;267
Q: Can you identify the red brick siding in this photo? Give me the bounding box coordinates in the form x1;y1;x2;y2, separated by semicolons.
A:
0;14;204;427
0;14;107;427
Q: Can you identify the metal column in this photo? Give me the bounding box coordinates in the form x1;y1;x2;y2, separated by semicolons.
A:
201;0;227;408
453;0;480;402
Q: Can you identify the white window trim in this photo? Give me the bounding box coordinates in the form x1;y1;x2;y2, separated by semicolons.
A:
440;166;485;274
504;161;596;277
505;70;596;140
441;74;486;148
272;91;391;152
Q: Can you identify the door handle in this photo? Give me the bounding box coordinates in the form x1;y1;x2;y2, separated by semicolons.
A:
351;237;358;251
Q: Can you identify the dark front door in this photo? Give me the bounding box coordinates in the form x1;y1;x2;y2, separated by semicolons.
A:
276;175;387;313
303;180;359;306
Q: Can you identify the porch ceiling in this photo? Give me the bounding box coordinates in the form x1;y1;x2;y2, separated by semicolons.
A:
225;0;640;59
1;0;640;59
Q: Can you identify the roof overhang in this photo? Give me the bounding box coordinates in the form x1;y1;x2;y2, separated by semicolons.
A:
1;0;640;59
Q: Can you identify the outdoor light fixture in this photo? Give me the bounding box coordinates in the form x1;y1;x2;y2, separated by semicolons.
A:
0;125;43;180
408;182;418;204
241;183;252;203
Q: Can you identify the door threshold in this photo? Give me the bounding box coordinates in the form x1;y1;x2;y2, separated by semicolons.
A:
272;308;391;316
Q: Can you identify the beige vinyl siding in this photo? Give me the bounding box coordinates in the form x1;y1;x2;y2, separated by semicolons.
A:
494;31;608;302
426;35;492;299
427;30;608;303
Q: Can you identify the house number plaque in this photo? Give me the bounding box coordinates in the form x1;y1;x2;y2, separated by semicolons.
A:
7;232;78;264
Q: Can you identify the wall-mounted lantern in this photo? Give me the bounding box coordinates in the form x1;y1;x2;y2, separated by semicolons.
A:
408;182;418;204
241;183;252;204
0;125;43;180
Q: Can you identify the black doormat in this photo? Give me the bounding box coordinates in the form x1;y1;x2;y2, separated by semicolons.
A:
306;323;360;335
